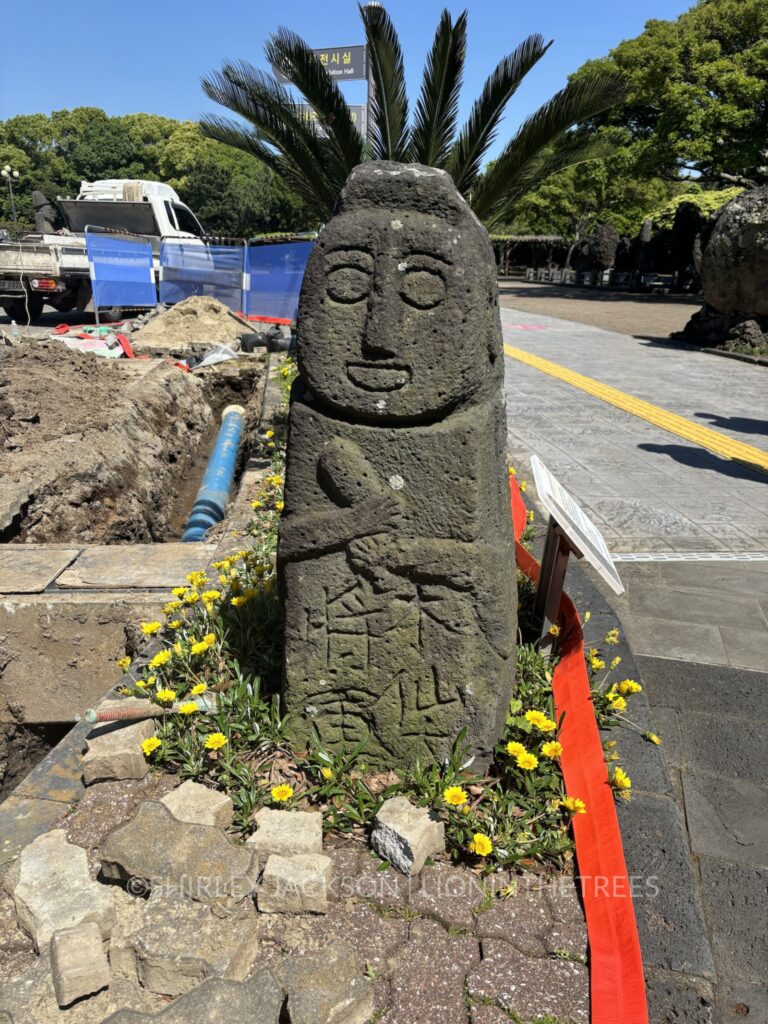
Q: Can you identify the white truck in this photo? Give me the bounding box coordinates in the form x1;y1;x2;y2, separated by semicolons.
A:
0;179;206;321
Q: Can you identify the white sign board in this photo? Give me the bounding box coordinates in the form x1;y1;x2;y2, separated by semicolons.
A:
530;455;625;595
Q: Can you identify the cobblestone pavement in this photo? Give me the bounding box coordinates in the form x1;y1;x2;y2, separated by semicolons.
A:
502;303;768;1023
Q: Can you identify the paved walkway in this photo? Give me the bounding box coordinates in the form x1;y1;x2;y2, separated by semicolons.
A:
501;304;767;1024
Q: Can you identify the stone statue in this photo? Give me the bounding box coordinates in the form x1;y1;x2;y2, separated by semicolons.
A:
32;191;57;234
277;162;516;768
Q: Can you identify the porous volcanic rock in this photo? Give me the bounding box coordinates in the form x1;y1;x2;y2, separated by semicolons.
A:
701;186;768;315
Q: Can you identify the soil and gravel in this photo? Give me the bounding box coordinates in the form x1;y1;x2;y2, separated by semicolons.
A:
131;296;255;353
497;279;702;340
0;343;214;544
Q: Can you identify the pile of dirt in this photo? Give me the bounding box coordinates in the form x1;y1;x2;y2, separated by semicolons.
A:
132;296;252;351
0;343;213;543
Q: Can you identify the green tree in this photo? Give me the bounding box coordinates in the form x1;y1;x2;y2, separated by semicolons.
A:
569;0;768;181
201;5;626;224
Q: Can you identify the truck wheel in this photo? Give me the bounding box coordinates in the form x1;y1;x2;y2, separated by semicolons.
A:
2;294;45;322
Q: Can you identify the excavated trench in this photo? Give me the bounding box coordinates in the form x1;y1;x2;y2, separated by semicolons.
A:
0;343;265;795
0;344;262;543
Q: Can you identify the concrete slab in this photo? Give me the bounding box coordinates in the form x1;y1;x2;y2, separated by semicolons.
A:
619;613;730;666
637;657;768;722
0;547;81;594
719;626;768;672
680;712;768;786
56;543;218;590
627;581;768;631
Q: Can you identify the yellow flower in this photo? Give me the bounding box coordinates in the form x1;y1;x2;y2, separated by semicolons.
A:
204;732;228;751
541;741;563;759
201;590;222;603
589;656;606;671
149;650;172;669
516;751;539;771
141;621;162;636
320;766;333;780
548;624;560;638
267;441;275;449
190;639;210;656
280;366;291;378
184;591;200;605
231;594;248;607
527;509;535;523
506;741;527;758
443;786;468;807
186;571;209;588
269;474;284;487
265;430;275;439
203;633;216;647
561;796;587;815
251;500;262;510
167;619;182;630
604;627;620;644
524;710;556;733
173;641;184;657
508;466;516;475
606;690;627;712
190;683;207;696
468;833;493;857
156;688;176;703
141;736;161;756
612;767;632;795
519;480;527;492
163;600;182;615
610;656;622;670
135;679;148;689
616;679;642;695
644;732;662;745
171;586;188;599
116;655;131;671
275;501;285;511
584;611;591;624
271;783;294;802
177;701;198;715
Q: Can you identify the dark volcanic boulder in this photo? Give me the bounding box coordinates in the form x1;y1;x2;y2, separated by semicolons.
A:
701;187;768;314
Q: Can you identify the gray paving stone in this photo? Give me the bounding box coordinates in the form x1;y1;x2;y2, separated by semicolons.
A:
56;543;217;590
160;780;234;829
474;879;552;958
51;920;111;1007
11;721;89;805
715;979;768;1023
650;707;683;769
275;940;374;1024
699;858;768;984
410;861;482;932
628;582;768;630
680;711;767;786
683;772;768;868
644;968;714;1024
245;807;323;865
0;547;81;594
617;793;714;978
637;656;768;720
622;615;729;666
719;626;768;672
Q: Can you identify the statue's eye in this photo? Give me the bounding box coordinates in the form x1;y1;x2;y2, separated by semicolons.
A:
326;266;371;304
400;268;446;310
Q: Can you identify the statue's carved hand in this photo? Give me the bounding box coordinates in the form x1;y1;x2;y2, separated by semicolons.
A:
354;491;403;536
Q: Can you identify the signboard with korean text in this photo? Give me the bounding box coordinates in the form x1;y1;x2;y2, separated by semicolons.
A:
273;45;368;82
296;104;367;137
530;455;625;595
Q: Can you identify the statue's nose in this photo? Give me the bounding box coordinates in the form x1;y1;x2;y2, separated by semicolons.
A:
361;281;397;359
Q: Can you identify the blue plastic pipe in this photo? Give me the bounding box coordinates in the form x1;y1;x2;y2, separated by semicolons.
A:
182;404;245;542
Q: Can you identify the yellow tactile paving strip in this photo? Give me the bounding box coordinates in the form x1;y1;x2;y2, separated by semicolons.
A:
503;344;768;476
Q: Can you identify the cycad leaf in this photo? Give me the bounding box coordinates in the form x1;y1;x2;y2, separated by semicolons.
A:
360;1;410;160
471;70;628;220
447;34;550;195
265;28;364;178
408;9;467;167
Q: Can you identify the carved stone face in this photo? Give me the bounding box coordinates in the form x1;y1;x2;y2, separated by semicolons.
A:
297;164;501;424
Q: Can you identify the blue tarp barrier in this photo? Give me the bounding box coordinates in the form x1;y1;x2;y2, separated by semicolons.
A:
159;242;245;310
245;241;312;323
85;233;156;311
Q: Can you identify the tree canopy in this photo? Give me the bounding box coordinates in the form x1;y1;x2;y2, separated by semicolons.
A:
0;109;313;235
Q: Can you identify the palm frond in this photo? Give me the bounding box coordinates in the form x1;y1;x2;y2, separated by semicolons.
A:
471;70;628;220
446;34;551;195
360;2;410;161
201;60;339;219
408;10;467;167
265;28;364;178
485;135;617;229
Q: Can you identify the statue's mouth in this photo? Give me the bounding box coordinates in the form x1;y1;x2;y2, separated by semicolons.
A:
346;362;411;392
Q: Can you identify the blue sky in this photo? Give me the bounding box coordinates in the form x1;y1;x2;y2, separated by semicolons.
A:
2;0;693;160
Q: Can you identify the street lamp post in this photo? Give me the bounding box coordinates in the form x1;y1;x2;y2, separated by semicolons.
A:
1;164;20;224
